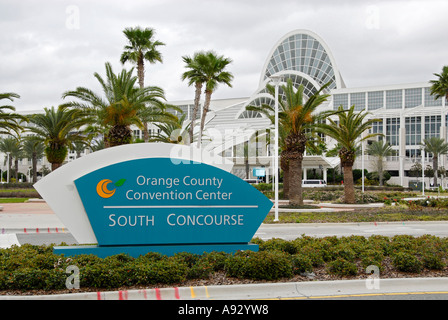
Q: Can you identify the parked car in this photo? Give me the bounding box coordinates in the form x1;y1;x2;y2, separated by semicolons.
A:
302;179;327;188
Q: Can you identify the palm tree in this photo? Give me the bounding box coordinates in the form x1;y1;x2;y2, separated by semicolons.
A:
421;136;448;186
246;79;330;204
197;51;233;148
0;137;21;182
181;51;209;143
22;136;45;183
0;92;27;136
120;26;165;89
121;27;165;142
430;66;448;101
149;114;191;144
62;62;166;148
316;105;381;204
27;106;87;170
366;140;393;186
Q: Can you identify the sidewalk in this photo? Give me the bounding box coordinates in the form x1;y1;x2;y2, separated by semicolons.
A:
0;202;66;234
2;277;448;300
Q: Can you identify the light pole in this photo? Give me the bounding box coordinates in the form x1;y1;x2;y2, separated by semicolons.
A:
270;75;282;222
6;152;10;184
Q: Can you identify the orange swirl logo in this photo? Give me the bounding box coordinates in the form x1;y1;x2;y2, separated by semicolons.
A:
96;179;116;199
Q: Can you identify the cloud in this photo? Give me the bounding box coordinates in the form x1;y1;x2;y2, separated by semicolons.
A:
0;0;447;111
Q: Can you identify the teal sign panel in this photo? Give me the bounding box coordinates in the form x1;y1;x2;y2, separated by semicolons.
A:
74;158;272;247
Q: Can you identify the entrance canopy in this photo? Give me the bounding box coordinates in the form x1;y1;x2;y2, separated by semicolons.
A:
302;156;340;169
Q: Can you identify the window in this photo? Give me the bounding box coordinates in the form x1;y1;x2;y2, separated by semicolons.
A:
406;149;421;159
405;117;421;146
350;92;366;111
386;90;402;109
368;91;384;110
425;87;443;107
386;118;400;146
370;121;383;140
333;94;349;110
425;115;441;139
405;88;422;108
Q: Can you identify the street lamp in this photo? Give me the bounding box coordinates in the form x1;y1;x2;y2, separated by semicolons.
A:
270;75;282;222
6;152;10;184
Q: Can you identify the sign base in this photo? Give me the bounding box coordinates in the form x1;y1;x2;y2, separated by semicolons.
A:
53;243;259;258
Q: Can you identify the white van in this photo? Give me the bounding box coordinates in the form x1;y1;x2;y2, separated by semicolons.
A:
302;180;327;188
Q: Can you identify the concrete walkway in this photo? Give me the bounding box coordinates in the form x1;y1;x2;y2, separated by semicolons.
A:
2;277;448;300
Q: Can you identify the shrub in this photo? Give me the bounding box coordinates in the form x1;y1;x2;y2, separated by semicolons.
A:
259;238;297;254
422;252;445;270
391;252;423;273
290;254;313;274
359;249;384;270
327;258;358;276
225;251;293;280
331;244;357;262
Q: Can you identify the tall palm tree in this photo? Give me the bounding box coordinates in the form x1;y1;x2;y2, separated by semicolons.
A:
197;51;233;148
421;136;448;186
120;26;165;89
121;27;165;142
0;137;21;182
22;136;45;183
181;51;209;143
279;81;330;205
316;105;381;204
430;66;448;101
62;62;166;148
366;140;392;186
245;79;330;203
27;106;87;171
0;92;27;136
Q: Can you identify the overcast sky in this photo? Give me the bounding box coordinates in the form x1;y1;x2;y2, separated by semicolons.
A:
1;0;447;111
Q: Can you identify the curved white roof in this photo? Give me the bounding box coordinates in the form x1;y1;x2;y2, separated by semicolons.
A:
259;29;345;91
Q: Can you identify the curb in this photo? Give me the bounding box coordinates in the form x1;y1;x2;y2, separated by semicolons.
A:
2;278;448;300
1;227;68;235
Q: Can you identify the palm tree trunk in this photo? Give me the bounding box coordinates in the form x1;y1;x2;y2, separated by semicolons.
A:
51;162;62;171
289;158;303;205
137;56;151;143
378;157;383;186
343;165;355;204
32;151;37;183
197;90;212;148
14;158;18;181
280;155;289;199
189;82;202;144
433;156;439;186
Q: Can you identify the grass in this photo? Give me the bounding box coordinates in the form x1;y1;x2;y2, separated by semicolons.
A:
264;205;448;223
0;198;29;203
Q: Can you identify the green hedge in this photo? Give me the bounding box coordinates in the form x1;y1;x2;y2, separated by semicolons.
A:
1;235;448;292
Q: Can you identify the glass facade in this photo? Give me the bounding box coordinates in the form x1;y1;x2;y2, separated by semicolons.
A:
405;117;421;145
370;121;383;140
350;92;366;111
425;115;441;139
425;87;443;107
386;118;400;146
405;88;422;108
367;91;384;110
333;93;349;110
386;90;403;109
264;33;337;90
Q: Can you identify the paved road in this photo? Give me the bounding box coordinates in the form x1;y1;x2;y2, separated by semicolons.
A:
255;221;448;240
